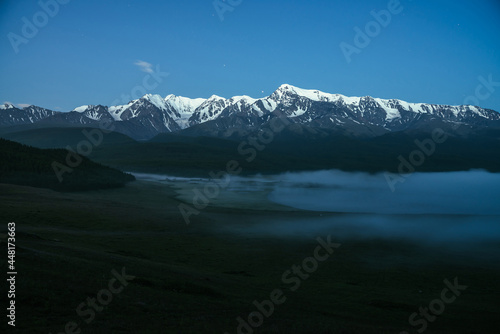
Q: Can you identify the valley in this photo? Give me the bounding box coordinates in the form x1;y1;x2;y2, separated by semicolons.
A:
1;174;499;333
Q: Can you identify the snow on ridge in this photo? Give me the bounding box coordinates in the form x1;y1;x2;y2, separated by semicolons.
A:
109;102;134;121
73;105;91;113
207;94;225;101
229;95;257;104
0;103;16;110
256;98;278;113
143;94;168;111
192;96;230;122
64;85;498;128
165;95;207;129
381;99;492;118
289;107;307;118
275;85;495;118
190;93;261;124
277;84;360;104
374;98;401;121
86;111;101;121
340;96;361;105
127;87;491;124
165;95;207;113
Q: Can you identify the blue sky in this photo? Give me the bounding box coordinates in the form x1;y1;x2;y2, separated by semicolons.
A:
0;0;499;112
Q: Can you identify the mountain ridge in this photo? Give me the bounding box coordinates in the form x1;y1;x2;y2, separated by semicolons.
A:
2;84;499;140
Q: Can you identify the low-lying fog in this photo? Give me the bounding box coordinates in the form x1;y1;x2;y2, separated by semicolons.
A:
268;169;500;215
135;170;500;246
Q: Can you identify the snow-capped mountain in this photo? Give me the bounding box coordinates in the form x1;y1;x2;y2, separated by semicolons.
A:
0;104;58;127
164;95;206;129
0;103;16;110
1;84;499;140
261;84;499;129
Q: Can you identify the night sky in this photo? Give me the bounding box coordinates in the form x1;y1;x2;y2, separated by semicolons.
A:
0;0;499;112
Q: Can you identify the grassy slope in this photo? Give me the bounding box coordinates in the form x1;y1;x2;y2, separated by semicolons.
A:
1;182;498;333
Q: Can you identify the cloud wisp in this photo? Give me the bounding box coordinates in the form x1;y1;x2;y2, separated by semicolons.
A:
134;60;154;74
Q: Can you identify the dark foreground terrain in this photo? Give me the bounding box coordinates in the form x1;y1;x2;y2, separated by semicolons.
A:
1;180;499;333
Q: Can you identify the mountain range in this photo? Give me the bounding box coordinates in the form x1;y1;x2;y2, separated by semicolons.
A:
1;84;499;140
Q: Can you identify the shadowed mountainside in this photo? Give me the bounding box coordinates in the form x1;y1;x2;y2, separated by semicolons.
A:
2;126;500;177
0;138;135;191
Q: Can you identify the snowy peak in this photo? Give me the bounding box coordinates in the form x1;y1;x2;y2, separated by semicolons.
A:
108;102;135;121
164;95;206;112
70;105;111;121
142;94;168;111
73;105;92;113
273;84;364;105
207;94;225;101
0;103;16;110
187;93;264;125
189;95;231;124
228;95;257;105
272;84;343;103
164;95;207;129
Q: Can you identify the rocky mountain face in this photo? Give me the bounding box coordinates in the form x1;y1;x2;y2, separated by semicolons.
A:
0;103;59;127
1;85;499;140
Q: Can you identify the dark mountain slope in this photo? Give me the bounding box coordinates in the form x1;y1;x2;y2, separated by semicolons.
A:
0;138;135;191
0;127;136;149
